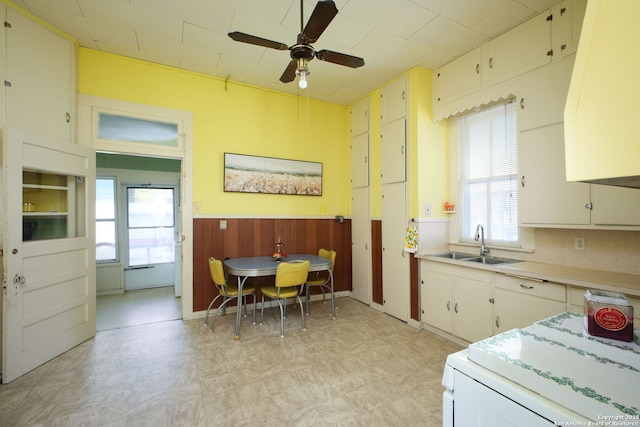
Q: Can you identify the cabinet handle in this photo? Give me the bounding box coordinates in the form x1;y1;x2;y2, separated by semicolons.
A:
454;302;458;313
520;97;525;110
446;301;450;311
489;57;493;68
364;155;368;164
585;202;593;210
400;146;404;155
560;7;567;15
547;49;554;57
475;64;480;74
561;43;567;51
521;175;526;188
65;112;71;123
496;316;500;328
520;283;534;290
402;90;406;100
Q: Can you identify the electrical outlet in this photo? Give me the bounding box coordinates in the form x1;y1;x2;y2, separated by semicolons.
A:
575;237;585;251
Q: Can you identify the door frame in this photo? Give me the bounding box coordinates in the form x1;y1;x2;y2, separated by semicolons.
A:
77;95;195;320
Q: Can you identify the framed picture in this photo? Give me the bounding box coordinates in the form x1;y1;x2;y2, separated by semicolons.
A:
224;153;323;196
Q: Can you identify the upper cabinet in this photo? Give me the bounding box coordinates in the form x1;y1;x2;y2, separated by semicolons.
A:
350;132;369;188
3;7;76;143
380;76;406;125
552;0;588;59
380;118;406;184
564;0;640;188
486;10;552;86
350;97;369;137
433;47;482;107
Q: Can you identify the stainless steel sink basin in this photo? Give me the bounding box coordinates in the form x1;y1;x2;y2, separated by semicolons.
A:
429;252;477;260
461;256;520;265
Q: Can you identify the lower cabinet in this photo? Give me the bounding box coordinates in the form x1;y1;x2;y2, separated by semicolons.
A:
421;261;494;342
493;273;566;333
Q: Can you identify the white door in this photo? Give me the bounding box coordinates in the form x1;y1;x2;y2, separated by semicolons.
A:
351;187;371;305
381;182;408;321
123;186;177;291
2;128;95;383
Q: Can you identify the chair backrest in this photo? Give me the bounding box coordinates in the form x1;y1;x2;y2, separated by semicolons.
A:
275;260;310;288
318;248;337;271
208;257;226;287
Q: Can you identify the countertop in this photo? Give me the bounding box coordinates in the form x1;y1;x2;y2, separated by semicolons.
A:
416;254;640;298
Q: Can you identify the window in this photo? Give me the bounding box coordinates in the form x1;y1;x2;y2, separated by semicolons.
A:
458;102;519;246
96;177;117;262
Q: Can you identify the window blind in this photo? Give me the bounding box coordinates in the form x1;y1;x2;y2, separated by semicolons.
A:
458;102;519;245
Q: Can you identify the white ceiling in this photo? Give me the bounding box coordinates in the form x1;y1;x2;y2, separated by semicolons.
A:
12;0;558;105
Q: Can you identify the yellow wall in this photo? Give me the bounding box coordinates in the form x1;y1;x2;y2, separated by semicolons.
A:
77;48;350;217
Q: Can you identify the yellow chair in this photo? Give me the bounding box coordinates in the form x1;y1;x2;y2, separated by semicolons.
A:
304;249;336;316
260;260;310;337
205;257;256;331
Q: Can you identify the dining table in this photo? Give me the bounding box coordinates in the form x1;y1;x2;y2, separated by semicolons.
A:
224;254;335;339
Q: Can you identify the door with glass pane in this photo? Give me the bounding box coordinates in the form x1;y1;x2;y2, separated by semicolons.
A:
123;186;177;290
3;128;95;383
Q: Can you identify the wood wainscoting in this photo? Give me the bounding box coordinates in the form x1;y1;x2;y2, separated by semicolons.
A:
193;217;352;312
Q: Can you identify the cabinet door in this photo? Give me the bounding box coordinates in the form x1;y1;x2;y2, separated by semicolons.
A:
350;97;369;137
350;133;369;188
351;187;371;305
433;47;482;106
421;269;453;334
6;9;74;143
519;57;574;131
590;184;640;226
487;11;552;86
380;75;406;124
553;0;587;59
380;118;406;184
381;182;408;321
494;288;566;333
519;123;591;225
453;278;493;343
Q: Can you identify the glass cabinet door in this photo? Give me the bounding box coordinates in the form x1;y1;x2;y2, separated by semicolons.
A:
22;170;86;241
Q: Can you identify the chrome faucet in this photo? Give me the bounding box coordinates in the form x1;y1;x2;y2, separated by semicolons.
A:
474;224;489;256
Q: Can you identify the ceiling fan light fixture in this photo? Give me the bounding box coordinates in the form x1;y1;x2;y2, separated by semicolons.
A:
296;58;309;89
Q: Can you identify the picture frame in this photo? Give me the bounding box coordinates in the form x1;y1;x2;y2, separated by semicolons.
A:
224;153;323;196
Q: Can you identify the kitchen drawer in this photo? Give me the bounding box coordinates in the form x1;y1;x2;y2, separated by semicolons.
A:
495;273;566;302
423;261;494;283
570;286;640;321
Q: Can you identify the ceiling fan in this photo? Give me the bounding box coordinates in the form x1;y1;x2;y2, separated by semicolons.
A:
228;0;365;89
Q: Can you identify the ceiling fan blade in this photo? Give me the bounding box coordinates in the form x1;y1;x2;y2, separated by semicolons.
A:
228;32;289;51
302;1;338;43
280;60;298;83
316;50;365;68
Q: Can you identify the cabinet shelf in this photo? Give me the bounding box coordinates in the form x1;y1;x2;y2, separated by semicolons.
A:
23;212;68;217
23;184;69;191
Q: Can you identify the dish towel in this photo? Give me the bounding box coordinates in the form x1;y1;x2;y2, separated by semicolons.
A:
404;224;418;253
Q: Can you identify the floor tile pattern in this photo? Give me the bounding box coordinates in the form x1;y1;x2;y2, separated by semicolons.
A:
0;297;463;426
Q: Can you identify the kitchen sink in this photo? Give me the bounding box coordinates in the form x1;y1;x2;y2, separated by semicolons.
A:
461;256;520;265
429;252;477;260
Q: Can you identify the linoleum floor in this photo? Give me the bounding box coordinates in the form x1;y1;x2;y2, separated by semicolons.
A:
0;297;463;426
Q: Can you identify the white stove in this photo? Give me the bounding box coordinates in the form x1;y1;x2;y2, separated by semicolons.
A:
442;312;640;426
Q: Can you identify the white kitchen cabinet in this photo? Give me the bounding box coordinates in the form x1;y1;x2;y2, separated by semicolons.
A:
350;132;369;188
486;11;552;87
380;118;406;184
433;47;482;107
381;182;409;321
552;0;587;60
4;8;76;143
519;123;591;226
421;261;494;343
493;273;566;333
350;96;369;137
518;56;574;131
351;187;371;306
380;75;406;124
590;184;640;226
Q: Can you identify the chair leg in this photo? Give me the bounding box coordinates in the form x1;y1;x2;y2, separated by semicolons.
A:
297;295;306;331
320;286;326;303
277;299;285;337
250;293;257;324
260;295;265;325
205;294;222;326
210;296;235;330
